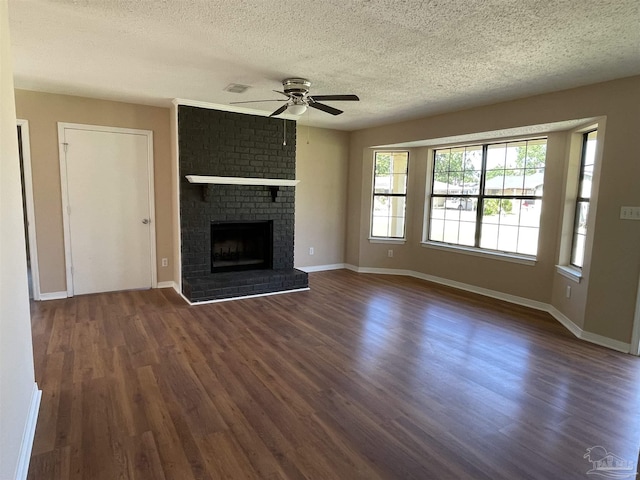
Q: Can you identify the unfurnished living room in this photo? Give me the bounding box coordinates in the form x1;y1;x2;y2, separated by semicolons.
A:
1;1;640;479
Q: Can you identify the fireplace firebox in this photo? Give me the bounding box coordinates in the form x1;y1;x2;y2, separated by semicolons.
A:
211;221;273;273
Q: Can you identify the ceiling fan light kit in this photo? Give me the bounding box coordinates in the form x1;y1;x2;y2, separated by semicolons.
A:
230;78;359;118
287;104;308;116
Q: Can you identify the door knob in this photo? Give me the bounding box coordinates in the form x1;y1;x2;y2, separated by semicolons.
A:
142;218;150;224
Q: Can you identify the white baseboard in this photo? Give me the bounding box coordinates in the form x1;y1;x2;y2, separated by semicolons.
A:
156;281;177;289
181;287;311;306
297;263;346;273
345;264;548;311
579;331;630;353
547;307;630;353
15;383;42;480
38;291;67;301
410;270;550;312
343;264;631;354
546;306;584;338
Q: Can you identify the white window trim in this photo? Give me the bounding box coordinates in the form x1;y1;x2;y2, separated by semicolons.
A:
556;265;582;283
369;237;407;245
421;241;536;266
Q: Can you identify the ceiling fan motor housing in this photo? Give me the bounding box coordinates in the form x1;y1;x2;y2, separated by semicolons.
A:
283;78;311;98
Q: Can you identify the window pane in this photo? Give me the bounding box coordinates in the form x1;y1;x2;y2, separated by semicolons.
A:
484;174;504;195
480;223;498;250
520;199;541;227
576;202;589;235
429;198;445;241
486;143;506;175
445;204;461;219
497;225;518;252
580;166;593;198
434;146;482;195
458;221;476;246
434;150;450;174
429;138;546;255
373;177;390;193
462;146;482;188
503;170;525;195
500;199;519;225
372;195;390;236
570;130;596;268
583;131;597;166
517;138;547;172
447;182;462;195
517;227;539;255
524;169;545;197
571;233;586;268
576;131;596;200
371;216;390;237
374;152;408;194
479;198;540;255
482;199;501;223
443;220;460;244
390;152;408;194
372;195;406;238
447;148;465;179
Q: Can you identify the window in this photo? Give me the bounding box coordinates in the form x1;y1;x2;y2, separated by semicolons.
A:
570;129;597;268
371;151;408;239
428;138;547;256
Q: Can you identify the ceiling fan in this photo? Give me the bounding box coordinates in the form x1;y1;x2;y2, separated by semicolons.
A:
230;78;359;117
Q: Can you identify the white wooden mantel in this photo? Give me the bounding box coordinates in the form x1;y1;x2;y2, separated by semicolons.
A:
185;175;299;201
185;175;299;187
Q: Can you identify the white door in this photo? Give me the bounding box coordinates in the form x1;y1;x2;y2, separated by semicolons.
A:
60;124;155;295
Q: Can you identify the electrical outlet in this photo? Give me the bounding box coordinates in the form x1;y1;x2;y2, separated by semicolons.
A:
388;249;394;258
161;258;168;267
620;206;640;220
566;285;571;298
309;247;314;255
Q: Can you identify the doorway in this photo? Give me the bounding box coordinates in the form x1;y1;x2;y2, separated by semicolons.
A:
17;119;40;300
632;273;640;356
58;123;156;296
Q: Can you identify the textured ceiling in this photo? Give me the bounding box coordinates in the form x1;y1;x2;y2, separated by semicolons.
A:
8;0;640;131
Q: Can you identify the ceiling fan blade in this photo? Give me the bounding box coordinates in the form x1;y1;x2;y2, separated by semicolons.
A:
269;104;289;117
229;99;287;104
273;90;291;98
309;102;343;116
309;94;360;102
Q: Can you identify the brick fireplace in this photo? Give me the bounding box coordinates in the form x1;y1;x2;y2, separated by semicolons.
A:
178;105;308;302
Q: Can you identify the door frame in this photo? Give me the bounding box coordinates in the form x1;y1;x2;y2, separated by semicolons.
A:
631;272;640;356
17;119;41;300
57;122;157;296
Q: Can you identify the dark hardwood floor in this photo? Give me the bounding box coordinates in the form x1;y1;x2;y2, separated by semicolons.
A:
28;270;640;479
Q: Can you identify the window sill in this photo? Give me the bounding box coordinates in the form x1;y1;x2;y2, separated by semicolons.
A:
556;265;582;283
420;241;536;266
369;237;407;245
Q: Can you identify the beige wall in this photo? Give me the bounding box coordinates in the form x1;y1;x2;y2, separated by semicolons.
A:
1;3;38;477
14;90;174;293
347;76;640;344
295;126;349;268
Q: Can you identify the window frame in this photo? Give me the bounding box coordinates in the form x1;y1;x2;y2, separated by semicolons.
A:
370;151;409;240
569;128;597;269
426;137;547;258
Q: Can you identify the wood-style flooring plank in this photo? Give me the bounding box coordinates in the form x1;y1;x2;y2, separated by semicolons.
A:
27;270;640;479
